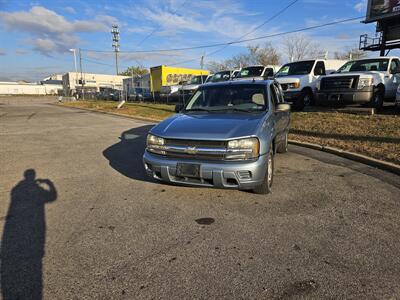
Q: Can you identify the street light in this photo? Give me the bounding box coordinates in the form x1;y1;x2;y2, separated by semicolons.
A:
69;49;78;94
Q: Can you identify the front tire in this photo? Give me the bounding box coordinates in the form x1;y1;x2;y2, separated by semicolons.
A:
371;88;384;110
293;89;313;111
276;132;288;153
252;145;274;195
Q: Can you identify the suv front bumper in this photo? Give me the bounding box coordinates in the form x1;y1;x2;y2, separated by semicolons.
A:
316;87;373;105
282;90;302;102
143;150;267;189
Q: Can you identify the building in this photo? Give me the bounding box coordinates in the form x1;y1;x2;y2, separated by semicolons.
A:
122;73;151;93
150;65;209;94
63;72;130;96
0;81;63;95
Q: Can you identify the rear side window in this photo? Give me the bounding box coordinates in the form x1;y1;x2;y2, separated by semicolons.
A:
314;61;326;76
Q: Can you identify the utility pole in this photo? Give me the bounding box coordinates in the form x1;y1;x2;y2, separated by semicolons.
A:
200;55;204;83
69;49;78;95
79;48;84;100
111;24;120;75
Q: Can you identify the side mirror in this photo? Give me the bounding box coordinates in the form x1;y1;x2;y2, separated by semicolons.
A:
275;103;291;113
175;103;184;113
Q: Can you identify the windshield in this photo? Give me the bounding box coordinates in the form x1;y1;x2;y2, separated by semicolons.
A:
237;66;265;78
337;59;389;73
275;60;315;77
189;75;208;85
208;71;231;82
185;84;268;112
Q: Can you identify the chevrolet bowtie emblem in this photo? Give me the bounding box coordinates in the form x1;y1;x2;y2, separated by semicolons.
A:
185;147;198;154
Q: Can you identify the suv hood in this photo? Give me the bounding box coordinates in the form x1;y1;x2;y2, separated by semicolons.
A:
323;72;377;78
150;113;266;140
275;75;303;84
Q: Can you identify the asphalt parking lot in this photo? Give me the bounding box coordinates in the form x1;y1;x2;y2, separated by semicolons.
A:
1;102;399;299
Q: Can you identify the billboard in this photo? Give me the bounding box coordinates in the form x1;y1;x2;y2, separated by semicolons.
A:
365;0;400;23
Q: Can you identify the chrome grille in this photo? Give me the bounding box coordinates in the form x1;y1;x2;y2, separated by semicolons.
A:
163;139;227;160
320;76;358;90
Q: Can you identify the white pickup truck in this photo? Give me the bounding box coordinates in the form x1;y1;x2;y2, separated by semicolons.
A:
316;57;400;109
274;59;346;110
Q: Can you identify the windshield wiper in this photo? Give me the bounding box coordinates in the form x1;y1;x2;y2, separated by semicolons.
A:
211;107;258;113
184;108;210;112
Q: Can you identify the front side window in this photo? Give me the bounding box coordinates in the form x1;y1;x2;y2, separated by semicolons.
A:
390;59;400;74
185;84;268;113
275;60;315;77
314;61;326;76
337;59;389;73
270;85;278;109
274;84;285;103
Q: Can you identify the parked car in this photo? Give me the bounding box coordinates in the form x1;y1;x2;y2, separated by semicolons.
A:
234;65;280;81
231;69;240;79
97;88;121;101
143;80;290;194
161;80;189;101
316;57;400;109
275;59;346;110
396;84;400;109
179;75;209;102
206;70;237;83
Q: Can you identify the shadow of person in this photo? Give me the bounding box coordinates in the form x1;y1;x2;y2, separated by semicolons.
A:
1;169;57;300
103;124;154;181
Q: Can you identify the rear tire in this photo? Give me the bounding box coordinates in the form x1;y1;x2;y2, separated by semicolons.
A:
276;132;288;153
252;145;274;195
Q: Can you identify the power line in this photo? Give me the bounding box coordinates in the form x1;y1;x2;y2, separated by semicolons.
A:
81;16;363;55
206;0;300;58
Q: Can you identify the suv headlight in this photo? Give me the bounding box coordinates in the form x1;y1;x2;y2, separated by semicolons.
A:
287;82;300;89
146;134;166;155
357;78;373;89
226;137;260;160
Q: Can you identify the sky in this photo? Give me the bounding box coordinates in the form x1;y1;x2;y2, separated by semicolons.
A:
0;0;397;82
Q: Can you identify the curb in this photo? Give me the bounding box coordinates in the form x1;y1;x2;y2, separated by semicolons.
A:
52;103;160;123
289;139;400;176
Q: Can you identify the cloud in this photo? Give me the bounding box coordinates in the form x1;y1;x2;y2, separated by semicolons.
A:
64;6;76;14
354;0;367;12
0;6;117;55
15;48;29;55
128;0;267;41
0;48;5;55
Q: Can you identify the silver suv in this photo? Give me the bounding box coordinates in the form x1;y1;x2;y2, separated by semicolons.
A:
143;80;290;194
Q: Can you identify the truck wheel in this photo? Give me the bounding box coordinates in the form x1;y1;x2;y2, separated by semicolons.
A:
371;89;383;110
276;132;288;153
293;90;313;111
252;145;274;195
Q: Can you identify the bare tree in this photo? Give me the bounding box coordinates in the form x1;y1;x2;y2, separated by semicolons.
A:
333;46;367;60
284;35;325;61
248;43;280;66
207;43;281;72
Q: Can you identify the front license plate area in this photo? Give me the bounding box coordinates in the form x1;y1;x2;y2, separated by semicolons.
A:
176;163;200;178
